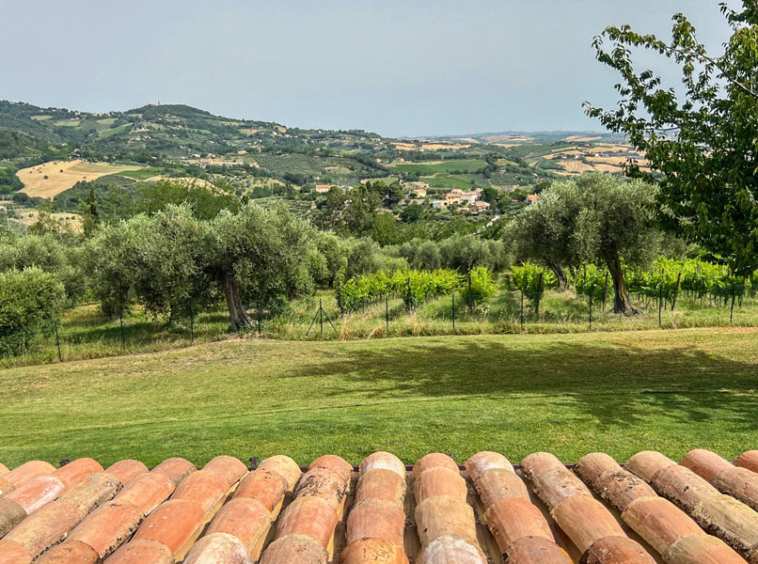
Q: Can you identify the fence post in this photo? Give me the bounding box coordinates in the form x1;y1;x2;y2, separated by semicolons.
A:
671;271;682;311
589;291;593;330
520;289;525;331
452;292;456;331
385;294;389;334
535;272;544;320
189;303;195;344
730;285;737;325
468;272;473;314
407;277;412;313
658;268;664;328
257;302;262;336
55;322;62;362
119;311;126;350
320;299;324;336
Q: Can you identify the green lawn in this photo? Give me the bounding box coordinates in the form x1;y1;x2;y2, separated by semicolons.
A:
1;328;756;470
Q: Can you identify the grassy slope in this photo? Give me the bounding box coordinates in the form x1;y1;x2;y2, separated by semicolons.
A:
1;328;756;469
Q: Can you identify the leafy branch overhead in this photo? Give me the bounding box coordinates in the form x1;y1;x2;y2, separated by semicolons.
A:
585;0;758;277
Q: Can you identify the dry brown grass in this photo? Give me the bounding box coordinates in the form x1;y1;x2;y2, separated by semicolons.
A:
566;135;601;142
17;160;142;199
557;161;596;175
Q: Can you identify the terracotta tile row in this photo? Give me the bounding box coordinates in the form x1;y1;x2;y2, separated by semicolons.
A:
575;452;746;564
0;460;56;497
522;452;656;563
465;451;571;563
681;449;758;512
35;462;175;563
0;458;103;540
341;452;408;564
627;451;758;563
259;455;352;564
184;455;301;564
0;459;145;564
412;453;487;564
106;456;247;564
3;449;758;562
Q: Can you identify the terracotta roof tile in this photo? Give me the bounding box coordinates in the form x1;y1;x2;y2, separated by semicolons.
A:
36;539;100;564
2;449;758;562
203;498;270;554
0;479;13;497
151;457;197;487
171;470;229;514
736;451;758;474
2;460;56;488
107;538;174;564
104;460;148;485
113;472;175;515
232;469;286;512
681;448;758;512
52;458;103;489
413;454;485;564
257;455;301;492
182;532;251;564
65;501;143;558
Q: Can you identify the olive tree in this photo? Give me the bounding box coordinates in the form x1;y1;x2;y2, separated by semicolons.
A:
506;186;584;289
207;203;322;330
512;175;660;313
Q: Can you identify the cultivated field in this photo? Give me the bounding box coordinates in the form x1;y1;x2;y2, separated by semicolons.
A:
17;160;142;198
0;328;755;468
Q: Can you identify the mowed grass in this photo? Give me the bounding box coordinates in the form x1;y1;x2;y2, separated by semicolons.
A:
1;328;756;469
17;160;142;198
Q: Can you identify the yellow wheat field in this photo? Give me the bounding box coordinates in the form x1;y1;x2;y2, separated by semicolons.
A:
17;160;142;199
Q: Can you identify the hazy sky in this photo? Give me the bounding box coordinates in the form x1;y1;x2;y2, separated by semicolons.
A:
0;1;735;137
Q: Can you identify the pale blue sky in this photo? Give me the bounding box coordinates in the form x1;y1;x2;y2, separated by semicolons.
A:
0;1;734;136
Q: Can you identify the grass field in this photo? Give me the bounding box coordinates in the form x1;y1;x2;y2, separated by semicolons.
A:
1;328;756;469
17;160;142;198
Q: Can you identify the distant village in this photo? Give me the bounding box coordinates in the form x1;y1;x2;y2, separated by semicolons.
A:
314;184;540;215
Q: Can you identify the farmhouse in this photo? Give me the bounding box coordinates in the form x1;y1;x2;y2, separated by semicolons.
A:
431;199;451;210
411;188;427;198
444;191;461;204
315;184;334;194
525;194;540;204
460;189;482;203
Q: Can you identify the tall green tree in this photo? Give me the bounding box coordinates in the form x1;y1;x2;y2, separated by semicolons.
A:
585;1;758;276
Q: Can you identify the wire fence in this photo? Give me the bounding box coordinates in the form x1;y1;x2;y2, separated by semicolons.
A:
2;286;757;365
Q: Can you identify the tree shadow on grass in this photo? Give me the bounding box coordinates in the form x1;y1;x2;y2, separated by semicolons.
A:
279;337;758;430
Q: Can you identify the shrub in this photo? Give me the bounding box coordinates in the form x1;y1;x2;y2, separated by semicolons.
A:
0;268;66;356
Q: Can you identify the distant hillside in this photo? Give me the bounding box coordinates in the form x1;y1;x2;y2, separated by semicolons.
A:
0;99;647;206
0;100;391;159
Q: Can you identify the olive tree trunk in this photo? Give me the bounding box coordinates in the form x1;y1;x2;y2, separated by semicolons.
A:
221;271;255;331
604;253;639;314
547;262;568;291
